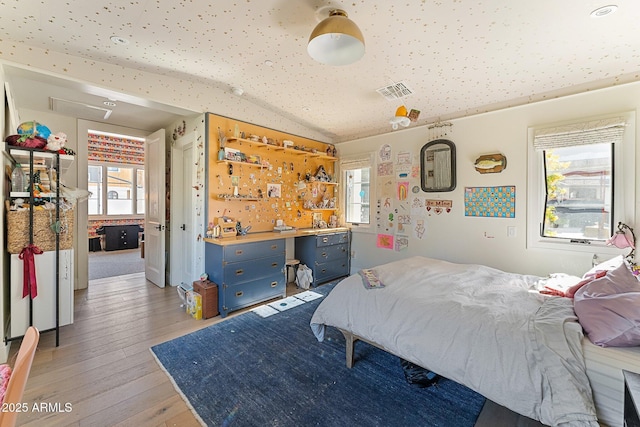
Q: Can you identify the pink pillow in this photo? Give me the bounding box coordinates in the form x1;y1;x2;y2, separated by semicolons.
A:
574;263;640;347
565;270;607;298
0;364;12;403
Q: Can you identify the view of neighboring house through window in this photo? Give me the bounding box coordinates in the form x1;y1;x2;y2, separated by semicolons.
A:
87;131;145;217
88;164;145;215
542;143;612;240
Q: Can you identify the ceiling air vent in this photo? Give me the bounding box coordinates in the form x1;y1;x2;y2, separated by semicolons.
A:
49;97;112;120
376;81;414;101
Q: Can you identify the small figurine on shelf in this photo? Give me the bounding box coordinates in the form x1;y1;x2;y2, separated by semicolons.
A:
315;165;330;182
30;171;46;199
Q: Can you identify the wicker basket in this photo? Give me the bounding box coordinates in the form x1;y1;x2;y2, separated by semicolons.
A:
6;202;74;254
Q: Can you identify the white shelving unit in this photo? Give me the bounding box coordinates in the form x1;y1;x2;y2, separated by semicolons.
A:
4;145;75;345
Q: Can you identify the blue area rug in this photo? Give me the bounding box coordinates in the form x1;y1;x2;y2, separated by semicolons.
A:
151;283;486;426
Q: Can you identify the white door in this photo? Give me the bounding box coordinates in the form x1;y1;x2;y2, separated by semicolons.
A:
170;132;197;286
145;129;166;287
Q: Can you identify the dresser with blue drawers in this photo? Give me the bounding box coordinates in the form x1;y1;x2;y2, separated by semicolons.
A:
205;238;286;317
295;230;350;286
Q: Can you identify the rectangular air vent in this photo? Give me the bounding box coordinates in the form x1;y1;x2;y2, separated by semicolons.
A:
376;81;414;101
49;97;112;120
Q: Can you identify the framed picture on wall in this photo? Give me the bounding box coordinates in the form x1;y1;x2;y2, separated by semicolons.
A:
267;183;281;198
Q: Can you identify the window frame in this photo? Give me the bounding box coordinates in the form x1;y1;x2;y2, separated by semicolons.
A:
341;153;375;231
88;161;145;219
527;112;635;254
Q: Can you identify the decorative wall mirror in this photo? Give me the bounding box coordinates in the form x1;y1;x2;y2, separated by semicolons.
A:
420;139;456;192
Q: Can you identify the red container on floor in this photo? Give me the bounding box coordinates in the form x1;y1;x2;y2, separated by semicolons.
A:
193;280;219;319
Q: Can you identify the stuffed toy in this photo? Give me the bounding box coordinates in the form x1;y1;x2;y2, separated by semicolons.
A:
46;132;67;153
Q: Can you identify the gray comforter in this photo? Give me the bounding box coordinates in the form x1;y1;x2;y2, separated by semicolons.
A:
310;256;598;426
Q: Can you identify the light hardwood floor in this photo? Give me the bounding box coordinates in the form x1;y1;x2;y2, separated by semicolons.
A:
10;273;544;427
13;273;208;427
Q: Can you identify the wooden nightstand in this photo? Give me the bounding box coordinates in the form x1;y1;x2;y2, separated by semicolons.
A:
624;370;640;427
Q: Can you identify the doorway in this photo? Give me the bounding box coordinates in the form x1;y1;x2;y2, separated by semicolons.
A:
84;127;147;283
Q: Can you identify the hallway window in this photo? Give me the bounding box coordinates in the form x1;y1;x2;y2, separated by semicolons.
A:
88;130;145;217
89;163;144;216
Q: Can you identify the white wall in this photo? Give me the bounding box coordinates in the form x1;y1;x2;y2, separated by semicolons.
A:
339;82;640;278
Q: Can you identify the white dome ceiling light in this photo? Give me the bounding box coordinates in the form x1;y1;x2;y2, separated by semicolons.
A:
307;9;365;66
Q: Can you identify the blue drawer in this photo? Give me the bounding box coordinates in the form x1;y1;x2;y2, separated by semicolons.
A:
223;254;283;286
315;232;349;247
221;274;285;313
223;240;285;263
314;244;348;263
315;260;349;283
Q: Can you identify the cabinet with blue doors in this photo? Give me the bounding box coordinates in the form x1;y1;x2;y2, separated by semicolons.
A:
205;239;286;317
295;230;350;286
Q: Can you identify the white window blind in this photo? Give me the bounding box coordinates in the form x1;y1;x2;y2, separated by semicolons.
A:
340;155;372;170
533;117;626;150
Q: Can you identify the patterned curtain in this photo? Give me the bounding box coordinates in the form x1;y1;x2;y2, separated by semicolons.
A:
88;133;144;165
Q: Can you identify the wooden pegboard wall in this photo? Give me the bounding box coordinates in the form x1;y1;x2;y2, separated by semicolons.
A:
206;113;339;233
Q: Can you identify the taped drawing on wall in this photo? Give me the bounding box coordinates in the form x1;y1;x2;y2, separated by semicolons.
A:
376;234;394;249
379;144;392;162
395;234;409;251
414;218;426;239
397;182;409;200
378;162;394;176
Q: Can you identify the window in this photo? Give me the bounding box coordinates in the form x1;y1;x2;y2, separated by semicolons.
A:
87;130;145;217
542;143;612;240
342;154;373;226
88;163;145;216
88;165;103;215
345;167;370;224
136;169;145;214
107;167;133;215
528;114;634;252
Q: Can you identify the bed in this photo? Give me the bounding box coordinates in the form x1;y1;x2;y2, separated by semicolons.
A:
310;256;640;427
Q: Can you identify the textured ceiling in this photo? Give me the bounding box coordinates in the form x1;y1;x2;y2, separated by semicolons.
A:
2;0;640;142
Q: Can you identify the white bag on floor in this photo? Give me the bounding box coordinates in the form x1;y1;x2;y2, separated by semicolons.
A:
296;264;313;290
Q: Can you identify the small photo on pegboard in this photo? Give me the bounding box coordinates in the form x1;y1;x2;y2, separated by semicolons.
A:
464;186;515;218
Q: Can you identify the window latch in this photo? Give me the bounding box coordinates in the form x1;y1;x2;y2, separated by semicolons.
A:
570;239;591;244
